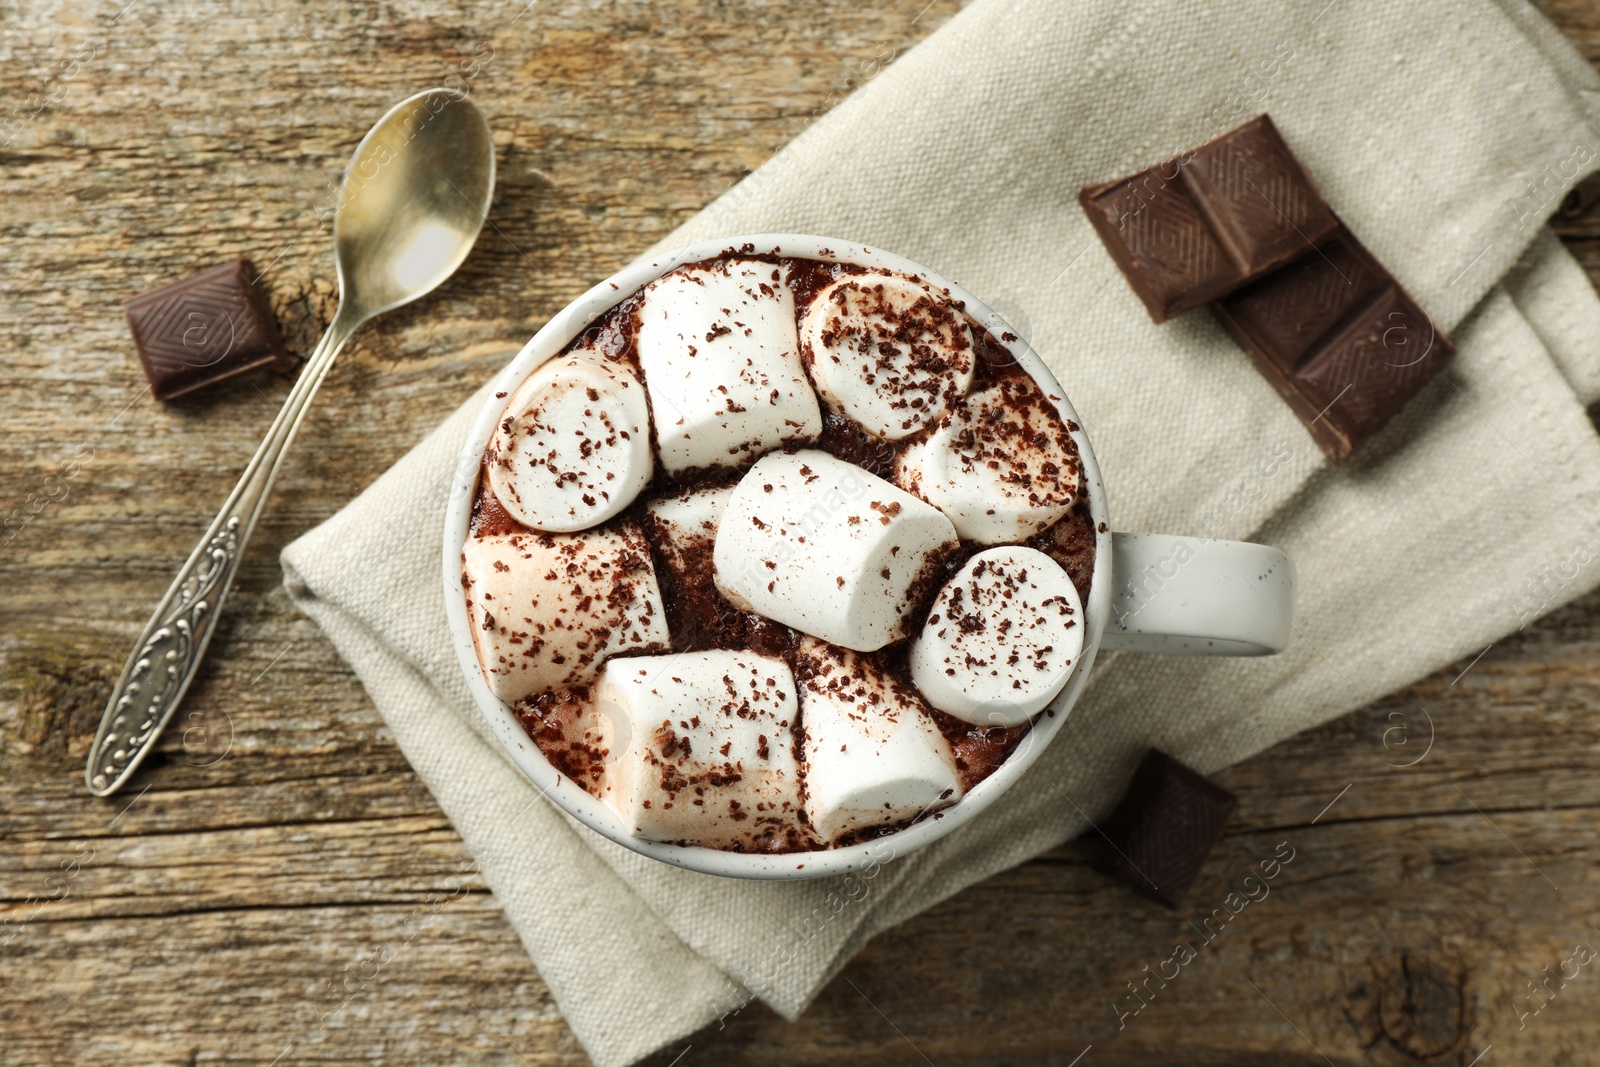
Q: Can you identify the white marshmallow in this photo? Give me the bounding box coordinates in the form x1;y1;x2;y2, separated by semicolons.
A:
800;272;975;440
714;449;959;652
462;523;669;704
909;546;1083;726
512;688;619;795
486;349;651;532
796;638;963;843
635;260;821;472
896;377;1081;544
644;481;735;577
595;649;811;850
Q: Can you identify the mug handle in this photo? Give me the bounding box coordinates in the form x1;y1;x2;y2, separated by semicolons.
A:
1100;533;1296;656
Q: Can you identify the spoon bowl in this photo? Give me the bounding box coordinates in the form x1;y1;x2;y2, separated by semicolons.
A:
335;90;495;317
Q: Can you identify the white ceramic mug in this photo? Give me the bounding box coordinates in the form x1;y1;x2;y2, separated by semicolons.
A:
441;235;1296;880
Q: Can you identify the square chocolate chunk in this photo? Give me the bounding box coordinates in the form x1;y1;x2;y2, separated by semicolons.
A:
124;259;285;400
1094;749;1237;908
1079;115;1337;322
1212;224;1455;463
1082;159;1239;320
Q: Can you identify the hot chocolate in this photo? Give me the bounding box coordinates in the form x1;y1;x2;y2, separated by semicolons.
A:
462;251;1094;852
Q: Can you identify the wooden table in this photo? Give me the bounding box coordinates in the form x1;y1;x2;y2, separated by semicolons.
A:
5;1;1600;1063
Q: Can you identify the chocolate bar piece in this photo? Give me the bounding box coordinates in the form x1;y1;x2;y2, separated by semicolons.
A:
1094;749;1237;908
124;260;285;400
1079;115;1337;322
1213;224;1455;463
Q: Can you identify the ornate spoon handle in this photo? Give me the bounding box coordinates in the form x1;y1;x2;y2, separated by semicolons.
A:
85;304;360;796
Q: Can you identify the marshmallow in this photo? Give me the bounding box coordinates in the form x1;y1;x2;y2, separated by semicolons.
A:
909;546;1083;726
635;260;822;472
595;649;811;850
714;449;959;652
514;688;618;795
486;349;651;532
646;479;795;654
461;522;669;703
796;638;963;842
800;272;975;440
644;481;735;577
896;376;1081;544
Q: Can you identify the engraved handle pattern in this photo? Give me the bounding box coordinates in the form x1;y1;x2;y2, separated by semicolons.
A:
86;516;242;794
86;306;359;796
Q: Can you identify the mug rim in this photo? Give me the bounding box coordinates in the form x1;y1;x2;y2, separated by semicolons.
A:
440;234;1113;880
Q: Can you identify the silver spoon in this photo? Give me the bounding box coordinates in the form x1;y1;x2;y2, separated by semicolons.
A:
85;88;495;797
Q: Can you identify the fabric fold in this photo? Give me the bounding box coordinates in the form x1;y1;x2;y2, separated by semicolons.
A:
1506;230;1600;406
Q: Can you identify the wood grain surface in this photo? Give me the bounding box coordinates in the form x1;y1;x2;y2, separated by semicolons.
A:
5;1;1600;1064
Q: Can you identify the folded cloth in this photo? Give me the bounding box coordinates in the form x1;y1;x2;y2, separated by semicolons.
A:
281;0;1600;1062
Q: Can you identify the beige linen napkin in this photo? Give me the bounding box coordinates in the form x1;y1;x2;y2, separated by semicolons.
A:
281;1;1600;1063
